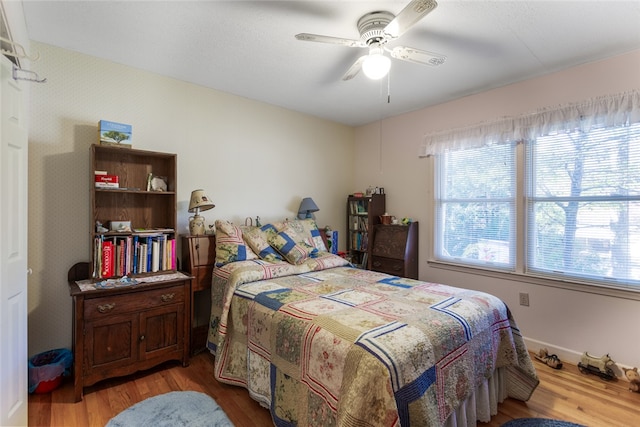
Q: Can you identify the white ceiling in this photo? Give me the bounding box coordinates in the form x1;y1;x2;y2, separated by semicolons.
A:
21;0;640;127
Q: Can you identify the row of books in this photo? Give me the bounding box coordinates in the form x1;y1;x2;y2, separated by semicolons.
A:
350;215;369;232
93;233;176;279
348;200;368;215
350;231;369;251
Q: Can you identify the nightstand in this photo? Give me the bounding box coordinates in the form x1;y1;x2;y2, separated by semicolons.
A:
181;234;216;355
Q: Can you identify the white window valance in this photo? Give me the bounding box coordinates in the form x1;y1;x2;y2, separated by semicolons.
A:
419;90;640;157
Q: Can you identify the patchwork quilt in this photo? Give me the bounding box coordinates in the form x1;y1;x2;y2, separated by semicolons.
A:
207;254;538;426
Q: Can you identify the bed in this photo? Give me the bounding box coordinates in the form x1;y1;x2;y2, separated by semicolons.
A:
206;219;539;426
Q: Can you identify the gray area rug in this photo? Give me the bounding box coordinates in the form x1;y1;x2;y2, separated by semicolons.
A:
501;418;587;427
105;391;234;427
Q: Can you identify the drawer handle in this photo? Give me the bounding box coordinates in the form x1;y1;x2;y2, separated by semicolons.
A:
373;261;382;267
97;303;116;313
393;266;402;271
140;335;145;341
161;293;175;302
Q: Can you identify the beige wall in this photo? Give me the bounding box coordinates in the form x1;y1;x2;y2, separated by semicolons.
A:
27;42;355;356
354;50;640;368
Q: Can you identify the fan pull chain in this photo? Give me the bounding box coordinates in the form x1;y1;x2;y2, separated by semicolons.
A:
387;70;391;104
378;73;388;173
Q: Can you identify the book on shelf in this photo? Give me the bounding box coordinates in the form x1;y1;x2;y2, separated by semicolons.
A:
125;235;133;274
95;174;119;188
132;235;139;274
93;237;102;278
116;240;123;276
151;240;159;272
101;240;114;278
170;238;176;270
145;240;151;272
139;243;148;273
98;120;132;147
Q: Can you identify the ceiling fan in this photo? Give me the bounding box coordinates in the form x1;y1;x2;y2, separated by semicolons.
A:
295;0;446;81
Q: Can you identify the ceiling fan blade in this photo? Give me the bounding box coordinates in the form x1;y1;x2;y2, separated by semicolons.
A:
342;56;367;81
384;0;438;39
295;33;365;48
389;46;446;67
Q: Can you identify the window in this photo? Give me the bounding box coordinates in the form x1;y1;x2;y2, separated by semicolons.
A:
434;122;640;289
527;124;640;285
435;143;516;269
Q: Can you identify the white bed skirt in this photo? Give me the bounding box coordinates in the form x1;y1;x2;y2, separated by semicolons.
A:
444;367;507;427
247;365;508;426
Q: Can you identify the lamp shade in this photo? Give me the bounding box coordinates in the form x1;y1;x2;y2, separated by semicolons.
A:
188;189;215;213
298;197;319;219
188;189;214;235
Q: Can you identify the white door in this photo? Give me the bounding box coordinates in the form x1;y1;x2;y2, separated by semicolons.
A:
0;54;29;426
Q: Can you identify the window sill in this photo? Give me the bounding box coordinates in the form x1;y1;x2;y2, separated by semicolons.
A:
426;260;640;302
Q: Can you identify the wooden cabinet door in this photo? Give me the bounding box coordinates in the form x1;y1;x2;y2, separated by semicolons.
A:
139;303;185;361
84;313;139;382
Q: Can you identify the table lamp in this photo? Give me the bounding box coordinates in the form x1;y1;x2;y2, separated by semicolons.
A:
188;189;215;235
297;197;319;219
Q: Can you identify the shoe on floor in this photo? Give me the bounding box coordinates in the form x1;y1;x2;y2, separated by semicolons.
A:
535;348;563;369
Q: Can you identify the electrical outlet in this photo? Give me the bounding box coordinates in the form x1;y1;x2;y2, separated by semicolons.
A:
519;292;530;307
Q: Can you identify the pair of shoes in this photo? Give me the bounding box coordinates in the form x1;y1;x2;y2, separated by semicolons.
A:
535;348;563;369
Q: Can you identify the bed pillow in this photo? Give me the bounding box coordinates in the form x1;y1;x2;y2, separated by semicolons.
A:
242;224;283;262
268;225;318;265
276;218;328;252
214;220;258;267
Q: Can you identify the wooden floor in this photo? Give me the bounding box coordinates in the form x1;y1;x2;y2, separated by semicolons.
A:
29;351;638;427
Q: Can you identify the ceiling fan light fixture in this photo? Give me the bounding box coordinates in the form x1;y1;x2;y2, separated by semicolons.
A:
296;2;443;82
362;46;391;80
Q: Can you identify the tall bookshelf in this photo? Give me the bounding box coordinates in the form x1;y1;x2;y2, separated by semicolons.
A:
91;144;178;278
347;193;385;268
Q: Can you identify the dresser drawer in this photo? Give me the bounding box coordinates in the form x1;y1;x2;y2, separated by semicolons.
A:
84;284;186;320
371;256;405;276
